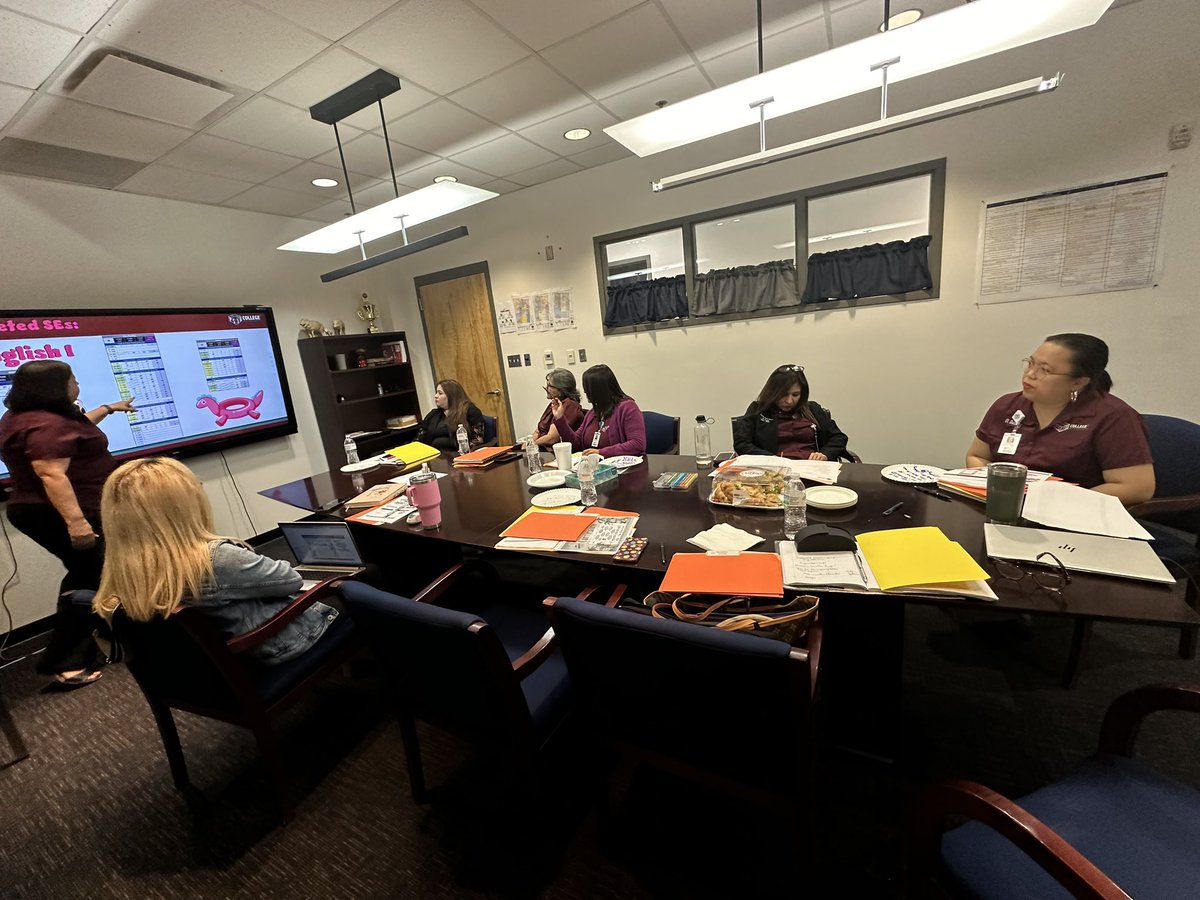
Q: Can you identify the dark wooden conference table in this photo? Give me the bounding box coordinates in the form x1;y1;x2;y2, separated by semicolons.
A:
262;453;1197;757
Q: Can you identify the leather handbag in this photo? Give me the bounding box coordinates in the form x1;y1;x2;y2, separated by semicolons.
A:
645;592;818;645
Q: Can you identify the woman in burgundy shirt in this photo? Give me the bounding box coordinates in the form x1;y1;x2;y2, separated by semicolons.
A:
967;333;1154;506
532;368;583;447
0;360;135;687
733;364;849;461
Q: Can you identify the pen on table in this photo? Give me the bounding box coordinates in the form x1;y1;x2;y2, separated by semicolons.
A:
853;549;868;583
660;542;667;565
882;501;904;517
914;485;952;502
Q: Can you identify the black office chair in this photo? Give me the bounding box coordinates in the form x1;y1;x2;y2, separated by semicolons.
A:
911;683;1200;900
543;596;821;823
727;415;861;462
642;411;680;454
480;414;498;446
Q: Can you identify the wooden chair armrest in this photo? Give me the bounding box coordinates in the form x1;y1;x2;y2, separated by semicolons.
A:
411;559;498;606
512;627;556;679
225;576;343;655
1128;493;1200;518
805;612;823;700
575;583;626;607
1097;683;1200;755
909;779;1131;900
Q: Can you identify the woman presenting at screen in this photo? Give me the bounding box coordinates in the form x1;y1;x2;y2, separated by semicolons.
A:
966;333;1154;506
550;364;646;458
0;360;135;688
733;364;848;461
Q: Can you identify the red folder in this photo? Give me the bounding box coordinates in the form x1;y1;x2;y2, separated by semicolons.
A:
659;552;784;598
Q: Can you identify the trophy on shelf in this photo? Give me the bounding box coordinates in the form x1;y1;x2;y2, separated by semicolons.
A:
356;293;379;334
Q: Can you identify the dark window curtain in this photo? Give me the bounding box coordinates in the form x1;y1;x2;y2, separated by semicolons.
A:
605;275;688;327
802;234;932;302
690;259;799;317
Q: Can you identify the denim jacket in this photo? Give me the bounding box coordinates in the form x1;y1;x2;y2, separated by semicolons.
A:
184;540;338;665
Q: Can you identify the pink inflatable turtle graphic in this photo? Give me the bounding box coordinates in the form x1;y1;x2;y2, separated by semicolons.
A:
196;390;264;426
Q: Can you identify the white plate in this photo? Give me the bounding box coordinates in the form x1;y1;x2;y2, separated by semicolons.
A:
607;455;644;469
530;487;583;508
880;463;946;484
340;460;379;473
527;471;567;489
805;485;859;510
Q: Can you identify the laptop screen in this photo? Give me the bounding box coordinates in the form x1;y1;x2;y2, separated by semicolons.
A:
279;521;365;567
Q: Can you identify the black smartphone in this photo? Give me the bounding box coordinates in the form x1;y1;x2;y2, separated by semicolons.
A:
713;451;737;465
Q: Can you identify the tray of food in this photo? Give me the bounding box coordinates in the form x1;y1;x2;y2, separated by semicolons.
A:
708;464;789;509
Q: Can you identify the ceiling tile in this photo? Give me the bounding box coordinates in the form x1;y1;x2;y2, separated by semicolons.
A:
99;0;328;91
701;17;831;87
352;179;407;206
68;53;235;127
658;0;826;61
568;143;631;169
0;83;34;129
479;177;522;195
393;158;492;189
450;57;591;131
0;9;81;89
248;0;397;41
520;103;617;154
223;183;327;217
1;0;117;33
312;132;436;180
350;79;437;131
300;196;355;222
600;66;712;121
385;100;505;156
450;133;557;178
207;96;359;158
157;134;305;182
263;158;383;197
541;5;693;99
265;46;378;110
344;0;530;95
7;95;191;161
469;0;642;52
831;0;886;46
506;157;582;187
116;162;252;203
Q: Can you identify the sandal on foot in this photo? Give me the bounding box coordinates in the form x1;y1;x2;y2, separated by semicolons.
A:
51;668;103;690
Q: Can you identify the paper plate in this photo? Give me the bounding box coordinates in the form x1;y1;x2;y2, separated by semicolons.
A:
805;485;859;510
340;460;379;473
530;487;583;508
607;455;644;469
880;463;946;484
527;471;567;489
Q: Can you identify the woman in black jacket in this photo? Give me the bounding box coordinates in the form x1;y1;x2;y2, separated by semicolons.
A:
417;380;485;451
732;364;848;461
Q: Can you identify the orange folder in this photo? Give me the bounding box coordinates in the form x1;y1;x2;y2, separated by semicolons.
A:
453;446;510;465
501;512;594;541
659;552;784;598
583;507;638;518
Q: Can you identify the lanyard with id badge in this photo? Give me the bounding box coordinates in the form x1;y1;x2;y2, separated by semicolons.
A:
998;410;1025;455
592;418;606;448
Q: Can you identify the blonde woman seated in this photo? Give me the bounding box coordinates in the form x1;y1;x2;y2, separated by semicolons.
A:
92;457;340;665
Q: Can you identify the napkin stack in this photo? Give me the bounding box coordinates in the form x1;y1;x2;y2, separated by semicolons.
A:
686;523;765;552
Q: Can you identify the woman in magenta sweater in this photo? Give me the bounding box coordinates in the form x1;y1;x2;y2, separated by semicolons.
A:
550;364;646;458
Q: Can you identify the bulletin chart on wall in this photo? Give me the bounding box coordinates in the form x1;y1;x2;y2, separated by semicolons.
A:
976;172;1167;305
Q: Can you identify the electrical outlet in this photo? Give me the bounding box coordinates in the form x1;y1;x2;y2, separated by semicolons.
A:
544;350;554;368
507;354;522;368
578;348;588;362
567;350;576;365
523;353;531;366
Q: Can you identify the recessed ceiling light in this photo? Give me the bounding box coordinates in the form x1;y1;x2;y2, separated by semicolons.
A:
879;8;922;31
433;175;458;183
563;128;591;141
312;177;339;188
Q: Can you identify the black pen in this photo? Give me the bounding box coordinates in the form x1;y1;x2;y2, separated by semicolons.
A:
914;485;952;502
882;501;904;517
660;542;667;565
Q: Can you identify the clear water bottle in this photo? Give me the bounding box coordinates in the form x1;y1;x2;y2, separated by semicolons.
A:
456;423;470;455
523;436;542;473
343;434;359;465
694;415;712;467
783;477;807;538
579;474;598;506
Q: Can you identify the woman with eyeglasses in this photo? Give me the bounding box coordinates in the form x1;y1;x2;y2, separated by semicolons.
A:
550;364;646;458
532;368;583;447
967;333;1154;505
733;364;848;461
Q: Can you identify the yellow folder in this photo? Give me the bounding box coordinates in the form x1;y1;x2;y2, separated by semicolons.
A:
384;441;440;467
856;526;989;592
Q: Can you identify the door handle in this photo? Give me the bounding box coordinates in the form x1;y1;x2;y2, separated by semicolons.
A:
486;389;502;396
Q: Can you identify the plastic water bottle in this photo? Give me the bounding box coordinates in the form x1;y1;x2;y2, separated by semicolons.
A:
456;423;470;455
579;473;598;507
523;436;542;473
694;415;712;467
343;434;359;465
783;477;807;538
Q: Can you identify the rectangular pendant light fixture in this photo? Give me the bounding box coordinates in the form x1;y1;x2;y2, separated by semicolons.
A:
605;0;1113;158
319;226;469;282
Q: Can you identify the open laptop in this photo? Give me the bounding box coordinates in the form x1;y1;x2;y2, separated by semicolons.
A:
984;524;1175;585
279;520;367;587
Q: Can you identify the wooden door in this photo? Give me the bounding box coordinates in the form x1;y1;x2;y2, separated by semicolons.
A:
416;265;514;446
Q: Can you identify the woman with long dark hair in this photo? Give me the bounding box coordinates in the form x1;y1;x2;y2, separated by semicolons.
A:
0;360;135;687
733;364;848;461
551;364;646;458
416;379;485;451
967;333;1154;505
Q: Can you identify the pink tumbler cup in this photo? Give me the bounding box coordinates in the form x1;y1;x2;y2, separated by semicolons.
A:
406;472;442;529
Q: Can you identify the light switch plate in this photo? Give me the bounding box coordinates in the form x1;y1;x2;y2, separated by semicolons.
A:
507;354;522;367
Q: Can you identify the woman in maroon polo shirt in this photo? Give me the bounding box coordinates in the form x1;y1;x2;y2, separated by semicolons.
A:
532;368;583;447
0;360;135;687
966;333;1154;506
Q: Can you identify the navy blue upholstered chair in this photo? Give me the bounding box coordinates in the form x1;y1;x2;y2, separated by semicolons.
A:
480;414;498;446
911;684;1200;900
543;596;821;817
102;580;362;819
641;411;680;454
338;562;608;802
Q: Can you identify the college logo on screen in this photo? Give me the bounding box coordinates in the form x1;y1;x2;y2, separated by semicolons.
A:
227;313;263;325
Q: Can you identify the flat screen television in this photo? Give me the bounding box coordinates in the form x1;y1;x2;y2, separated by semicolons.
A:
0;306;298;483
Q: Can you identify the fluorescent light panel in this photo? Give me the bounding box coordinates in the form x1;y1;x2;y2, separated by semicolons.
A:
654;75;1059;192
320;226;469;282
606;0;1112;157
278;182;497;254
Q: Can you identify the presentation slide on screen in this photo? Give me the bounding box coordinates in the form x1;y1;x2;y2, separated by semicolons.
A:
0;312;290;477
